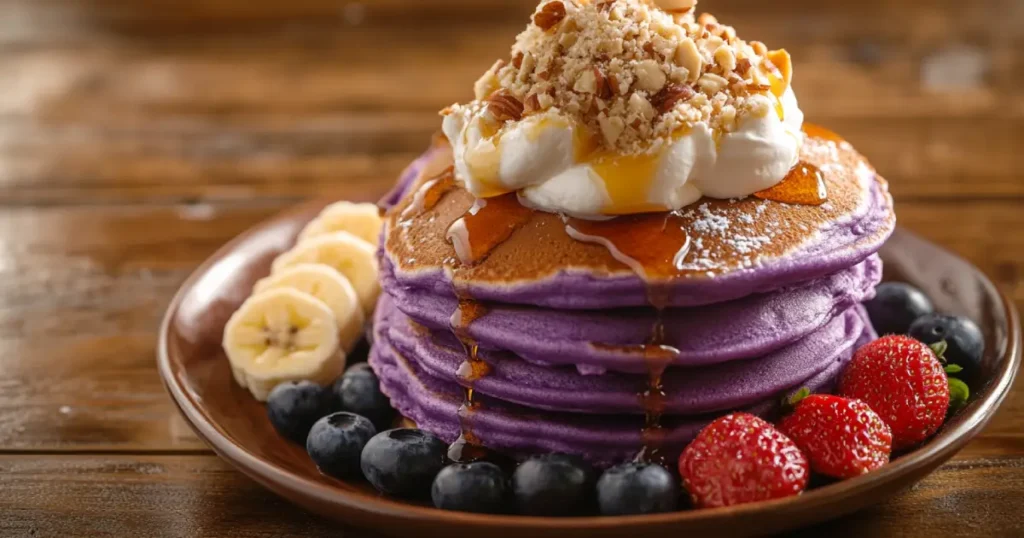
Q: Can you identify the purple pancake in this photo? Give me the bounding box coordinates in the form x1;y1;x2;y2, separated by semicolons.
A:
381;254;881;373
370;305;876;467
378;295;865;415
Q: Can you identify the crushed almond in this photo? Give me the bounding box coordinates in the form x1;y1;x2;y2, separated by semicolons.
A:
443;0;792;155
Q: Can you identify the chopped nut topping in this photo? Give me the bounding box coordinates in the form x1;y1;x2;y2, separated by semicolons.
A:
655;0;696;11
652;83;696;113
446;0;792;155
533;1;567;31
674;37;702;83
486;90;525;123
635;59;668;92
473;60;505;100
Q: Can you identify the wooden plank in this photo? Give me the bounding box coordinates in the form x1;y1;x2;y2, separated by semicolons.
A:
0;454;1021;537
0;203;284;451
0;116;1020;204
0;1;1021;204
0;201;1020;451
0;20;1019;120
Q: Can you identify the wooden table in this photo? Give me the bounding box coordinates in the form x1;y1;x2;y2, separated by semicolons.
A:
0;0;1021;536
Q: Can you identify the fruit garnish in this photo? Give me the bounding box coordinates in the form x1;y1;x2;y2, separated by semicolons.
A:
596;462;677;516
909;314;985;382
298;201;384;246
254;263;366;354
512;454;596;516
838;335;950;451
307;412;377;479
947;377;971;414
778;394;892;479
864;282;934;336
271;231;381;315
223;289;344;401
265;380;334;444
678;413;809;508
432;462;510;514
361;428;448;499
334;363;395;431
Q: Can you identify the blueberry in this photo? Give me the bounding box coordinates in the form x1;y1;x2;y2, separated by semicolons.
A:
596;462;677;516
334;364;394;431
266;381;333;444
864;282;934;335
360;428;448;498
306;412;377;479
431;462;509;514
512;454;596;516
909;314;985;380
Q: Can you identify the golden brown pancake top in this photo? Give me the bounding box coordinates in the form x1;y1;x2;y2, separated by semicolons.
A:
385;127;894;286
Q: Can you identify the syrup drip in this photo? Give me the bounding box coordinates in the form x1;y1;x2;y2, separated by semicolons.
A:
447;297;491;463
444;194;537;462
447;193;535;265
753;161;827;206
565;213;691;461
447;413;488;463
402;166;456;219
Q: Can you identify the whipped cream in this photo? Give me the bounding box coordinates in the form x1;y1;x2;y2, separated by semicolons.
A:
443;89;803;217
440;0;806;218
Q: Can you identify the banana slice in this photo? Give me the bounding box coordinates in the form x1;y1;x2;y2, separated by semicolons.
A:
271;231;381;315
298;201;383;246
222;288;344;401
254;263;366;353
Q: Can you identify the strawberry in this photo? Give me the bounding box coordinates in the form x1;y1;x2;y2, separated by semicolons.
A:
678;413;809;508
839;335;950;451
779;393;892;479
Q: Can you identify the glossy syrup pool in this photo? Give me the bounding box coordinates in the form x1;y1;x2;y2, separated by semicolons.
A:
754;161;827;206
448;193;534;264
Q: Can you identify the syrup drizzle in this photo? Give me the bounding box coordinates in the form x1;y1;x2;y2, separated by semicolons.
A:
446;297;491;463
565;213;691;461
447;193;535;264
564;212;692;282
754;161;827;206
444;194;537;463
402;166;456;218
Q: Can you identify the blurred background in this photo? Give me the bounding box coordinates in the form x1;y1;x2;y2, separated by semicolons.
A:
4;0;1022;204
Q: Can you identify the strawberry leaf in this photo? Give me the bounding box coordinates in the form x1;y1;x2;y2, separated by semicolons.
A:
928;340;948;363
948;378;970;413
945;364;964;374
778;385;811;411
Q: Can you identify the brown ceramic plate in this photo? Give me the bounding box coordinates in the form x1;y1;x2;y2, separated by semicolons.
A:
158;200;1021;538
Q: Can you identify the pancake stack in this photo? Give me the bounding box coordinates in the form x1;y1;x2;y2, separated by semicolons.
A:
371;127;895;466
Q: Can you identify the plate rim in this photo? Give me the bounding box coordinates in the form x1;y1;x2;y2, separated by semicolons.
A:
157;201;1022;531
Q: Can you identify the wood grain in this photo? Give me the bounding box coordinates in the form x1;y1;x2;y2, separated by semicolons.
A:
0;454;1021;538
0;0;1021;536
